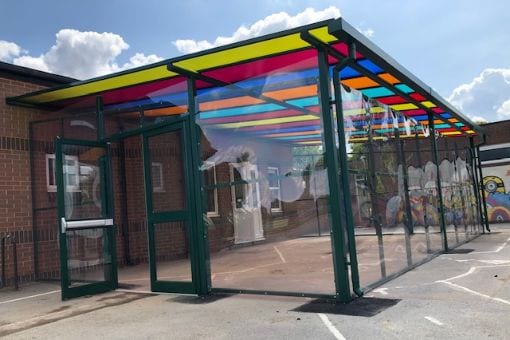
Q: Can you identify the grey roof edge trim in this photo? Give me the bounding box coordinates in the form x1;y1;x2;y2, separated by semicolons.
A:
0;61;76;84
328;18;484;136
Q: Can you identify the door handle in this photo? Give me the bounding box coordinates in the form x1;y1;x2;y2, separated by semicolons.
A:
61;218;114;233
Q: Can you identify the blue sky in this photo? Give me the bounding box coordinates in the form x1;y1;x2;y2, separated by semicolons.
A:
1;0;509;122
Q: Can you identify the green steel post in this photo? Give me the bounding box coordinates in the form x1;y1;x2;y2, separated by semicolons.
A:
317;49;351;302
96;96;104;141
332;61;362;296
105;143;118;287
55;137;68;300
428;113;448;250
466;143;479;234
394;121;413;266
453;142;469;236
473;138;490;232
444;138;459;244
366;101;386;278
187;77;211;295
415;132;431;252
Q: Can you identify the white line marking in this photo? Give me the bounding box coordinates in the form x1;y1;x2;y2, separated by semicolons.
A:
454;259;510;265
318;313;346;340
0;290;60;305
424;316;443;326
472;237;510;254
440;281;510;306
373;288;389;295
437;264;510;283
273;246;287;263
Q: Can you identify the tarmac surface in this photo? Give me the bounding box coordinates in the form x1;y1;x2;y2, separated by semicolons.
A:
0;224;509;339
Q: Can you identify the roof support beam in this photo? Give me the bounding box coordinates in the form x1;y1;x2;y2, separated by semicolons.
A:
300;31;467;137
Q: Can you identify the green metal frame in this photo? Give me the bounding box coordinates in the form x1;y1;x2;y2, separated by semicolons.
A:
55;137;118;300
317;49;351;302
331;63;362;297
142;117;199;294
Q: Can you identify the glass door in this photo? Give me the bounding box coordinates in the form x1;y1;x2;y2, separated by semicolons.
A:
56;139;117;300
143;121;196;294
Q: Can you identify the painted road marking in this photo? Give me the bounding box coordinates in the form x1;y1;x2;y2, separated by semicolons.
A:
440;281;510;306
471;237;510;254
437;264;510;306
424;316;444;326
0;290;60;305
373;288;389;295
318;313;346;340
273;245;287;263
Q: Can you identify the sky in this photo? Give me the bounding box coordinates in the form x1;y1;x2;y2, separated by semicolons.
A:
1;0;509;123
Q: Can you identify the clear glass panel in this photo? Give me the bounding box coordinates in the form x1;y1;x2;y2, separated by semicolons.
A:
340;84;450;289
154;222;192;282
104;110;142;137
67;228;112;287
62;145;106;220
197;50;335;294
147;130;186;212
402;127;433;264
62;113;98;141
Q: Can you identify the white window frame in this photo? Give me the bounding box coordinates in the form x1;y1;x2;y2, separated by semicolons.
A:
151;162;165;193
204;161;219;217
267;166;283;212
46;154;80;192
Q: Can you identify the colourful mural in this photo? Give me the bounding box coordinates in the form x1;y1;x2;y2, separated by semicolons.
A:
386;159;477;227
483;166;510;223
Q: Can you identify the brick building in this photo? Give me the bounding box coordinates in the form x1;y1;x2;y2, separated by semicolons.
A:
0;61;75;286
476;120;510;223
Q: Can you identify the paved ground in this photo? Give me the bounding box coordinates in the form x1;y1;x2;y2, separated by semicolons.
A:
0;225;509;339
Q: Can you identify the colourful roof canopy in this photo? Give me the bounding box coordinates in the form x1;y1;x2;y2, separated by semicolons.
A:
7;18;483;143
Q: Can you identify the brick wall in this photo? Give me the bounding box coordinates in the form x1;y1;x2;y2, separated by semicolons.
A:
0;75;49;286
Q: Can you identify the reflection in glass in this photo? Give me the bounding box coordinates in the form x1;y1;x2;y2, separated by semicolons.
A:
197;51;336;294
154;222;192;282
147;130;186;212
62;145;106;220
67;228;112;287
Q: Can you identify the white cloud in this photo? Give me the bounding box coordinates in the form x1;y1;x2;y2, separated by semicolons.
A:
121;52;163;69
173;6;341;54
469;115;489;124
359;28;375;38
10;29;163;79
448;68;510;122
11;55;50;72
496;99;510;117
0;40;24;61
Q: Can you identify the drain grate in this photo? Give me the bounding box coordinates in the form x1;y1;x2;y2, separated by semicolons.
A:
292;297;400;317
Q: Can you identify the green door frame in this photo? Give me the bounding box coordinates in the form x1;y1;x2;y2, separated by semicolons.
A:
142;116;201;294
56;137;118;300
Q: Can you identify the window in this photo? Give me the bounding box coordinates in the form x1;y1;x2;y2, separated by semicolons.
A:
46;154;79;192
267;167;282;212
151;162;164;192
203;161;219;217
